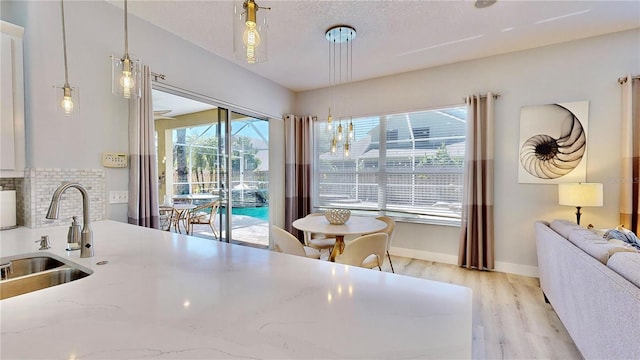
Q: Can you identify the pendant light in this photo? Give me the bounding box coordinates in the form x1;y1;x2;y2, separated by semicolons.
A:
111;0;139;99
57;0;77;116
233;0;270;64
325;25;356;157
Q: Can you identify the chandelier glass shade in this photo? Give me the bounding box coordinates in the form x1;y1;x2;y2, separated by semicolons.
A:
234;0;269;64
111;0;140;99
325;25;356;157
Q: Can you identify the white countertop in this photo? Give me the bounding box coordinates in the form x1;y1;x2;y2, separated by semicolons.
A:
0;220;471;359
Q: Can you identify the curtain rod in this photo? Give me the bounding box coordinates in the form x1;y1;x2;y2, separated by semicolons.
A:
463;93;501;103
618;75;640;84
151;72;165;81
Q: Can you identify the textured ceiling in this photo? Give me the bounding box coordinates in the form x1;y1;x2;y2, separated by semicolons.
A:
110;0;640;92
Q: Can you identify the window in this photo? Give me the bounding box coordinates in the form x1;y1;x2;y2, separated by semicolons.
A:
313;105;467;224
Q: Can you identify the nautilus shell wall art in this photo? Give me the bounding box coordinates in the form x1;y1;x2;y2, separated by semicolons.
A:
518;101;589;184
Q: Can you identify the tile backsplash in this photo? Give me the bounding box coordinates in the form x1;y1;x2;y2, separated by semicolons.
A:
8;168;107;228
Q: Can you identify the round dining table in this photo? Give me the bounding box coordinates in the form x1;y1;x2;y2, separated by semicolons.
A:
292;215;387;262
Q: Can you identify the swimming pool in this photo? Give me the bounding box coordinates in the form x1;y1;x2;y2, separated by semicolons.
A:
231;206;269;221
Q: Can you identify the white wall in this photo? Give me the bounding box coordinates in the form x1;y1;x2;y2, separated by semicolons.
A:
2;1;294;222
296;29;640;276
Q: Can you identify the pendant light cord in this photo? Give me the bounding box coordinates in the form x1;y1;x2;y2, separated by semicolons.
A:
332;37;336;117
61;0;69;86
328;37;332;114
339;27;342;121
347;31;351;120
124;0;129;55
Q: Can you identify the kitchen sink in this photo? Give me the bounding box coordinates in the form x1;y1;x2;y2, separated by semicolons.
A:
2;256;65;279
0;253;92;300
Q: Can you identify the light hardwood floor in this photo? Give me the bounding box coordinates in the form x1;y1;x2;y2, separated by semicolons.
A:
379;256;582;360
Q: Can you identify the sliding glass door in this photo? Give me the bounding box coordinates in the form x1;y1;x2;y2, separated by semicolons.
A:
154;88;269;247
224;111;269;246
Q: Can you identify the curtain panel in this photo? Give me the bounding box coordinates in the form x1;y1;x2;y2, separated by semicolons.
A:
458;93;495;270
620;76;640;234
284;115;313;239
128;65;160;228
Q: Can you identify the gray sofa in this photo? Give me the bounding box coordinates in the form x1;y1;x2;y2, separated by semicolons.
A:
535;220;640;360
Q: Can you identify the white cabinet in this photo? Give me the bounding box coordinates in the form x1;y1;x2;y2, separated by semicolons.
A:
0;21;25;177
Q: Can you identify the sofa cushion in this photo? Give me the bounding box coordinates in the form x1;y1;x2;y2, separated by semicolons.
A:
550;219;582;239
607;252;640;288
605;242;639;256
567;229;636;264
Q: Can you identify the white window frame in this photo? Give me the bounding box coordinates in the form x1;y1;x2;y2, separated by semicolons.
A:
312;105;466;226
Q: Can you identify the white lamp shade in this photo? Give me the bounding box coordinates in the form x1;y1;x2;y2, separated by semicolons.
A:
558;183;603;207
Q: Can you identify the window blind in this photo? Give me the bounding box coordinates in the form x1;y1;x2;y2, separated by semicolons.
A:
314;106;467;221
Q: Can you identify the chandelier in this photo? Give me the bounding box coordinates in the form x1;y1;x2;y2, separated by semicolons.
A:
325;25;356;157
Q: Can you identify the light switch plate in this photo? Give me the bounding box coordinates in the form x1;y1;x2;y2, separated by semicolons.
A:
109;191;129;204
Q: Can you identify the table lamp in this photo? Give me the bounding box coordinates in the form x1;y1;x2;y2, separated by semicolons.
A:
558;183;603;225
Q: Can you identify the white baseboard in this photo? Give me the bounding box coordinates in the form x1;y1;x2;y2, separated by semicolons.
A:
389;246;459;265
389;246;539;278
494;262;539;278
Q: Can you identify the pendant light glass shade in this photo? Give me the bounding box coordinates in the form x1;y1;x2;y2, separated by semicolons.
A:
233;0;269;64
57;0;78;116
111;54;139;98
54;84;79;116
111;0;140;98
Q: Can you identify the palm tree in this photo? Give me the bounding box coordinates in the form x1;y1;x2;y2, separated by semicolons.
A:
175;129;189;194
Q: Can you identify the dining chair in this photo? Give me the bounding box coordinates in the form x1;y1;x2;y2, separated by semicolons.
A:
272;225;321;259
335;233;388;270
303;212;337;252
187;200;221;238
363;216;396;273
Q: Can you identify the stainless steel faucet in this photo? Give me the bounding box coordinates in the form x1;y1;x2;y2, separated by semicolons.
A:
46;182;94;258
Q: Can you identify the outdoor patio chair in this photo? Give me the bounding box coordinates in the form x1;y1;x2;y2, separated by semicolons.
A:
187;200;221;238
159;205;174;231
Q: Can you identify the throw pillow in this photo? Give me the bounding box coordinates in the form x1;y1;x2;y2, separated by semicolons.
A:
604;226;640;250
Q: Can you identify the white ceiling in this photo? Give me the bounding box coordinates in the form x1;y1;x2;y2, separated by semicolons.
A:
113;0;639;93
152;89;217;116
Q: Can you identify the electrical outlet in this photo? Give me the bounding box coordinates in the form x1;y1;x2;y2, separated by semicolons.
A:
109;191;129;204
